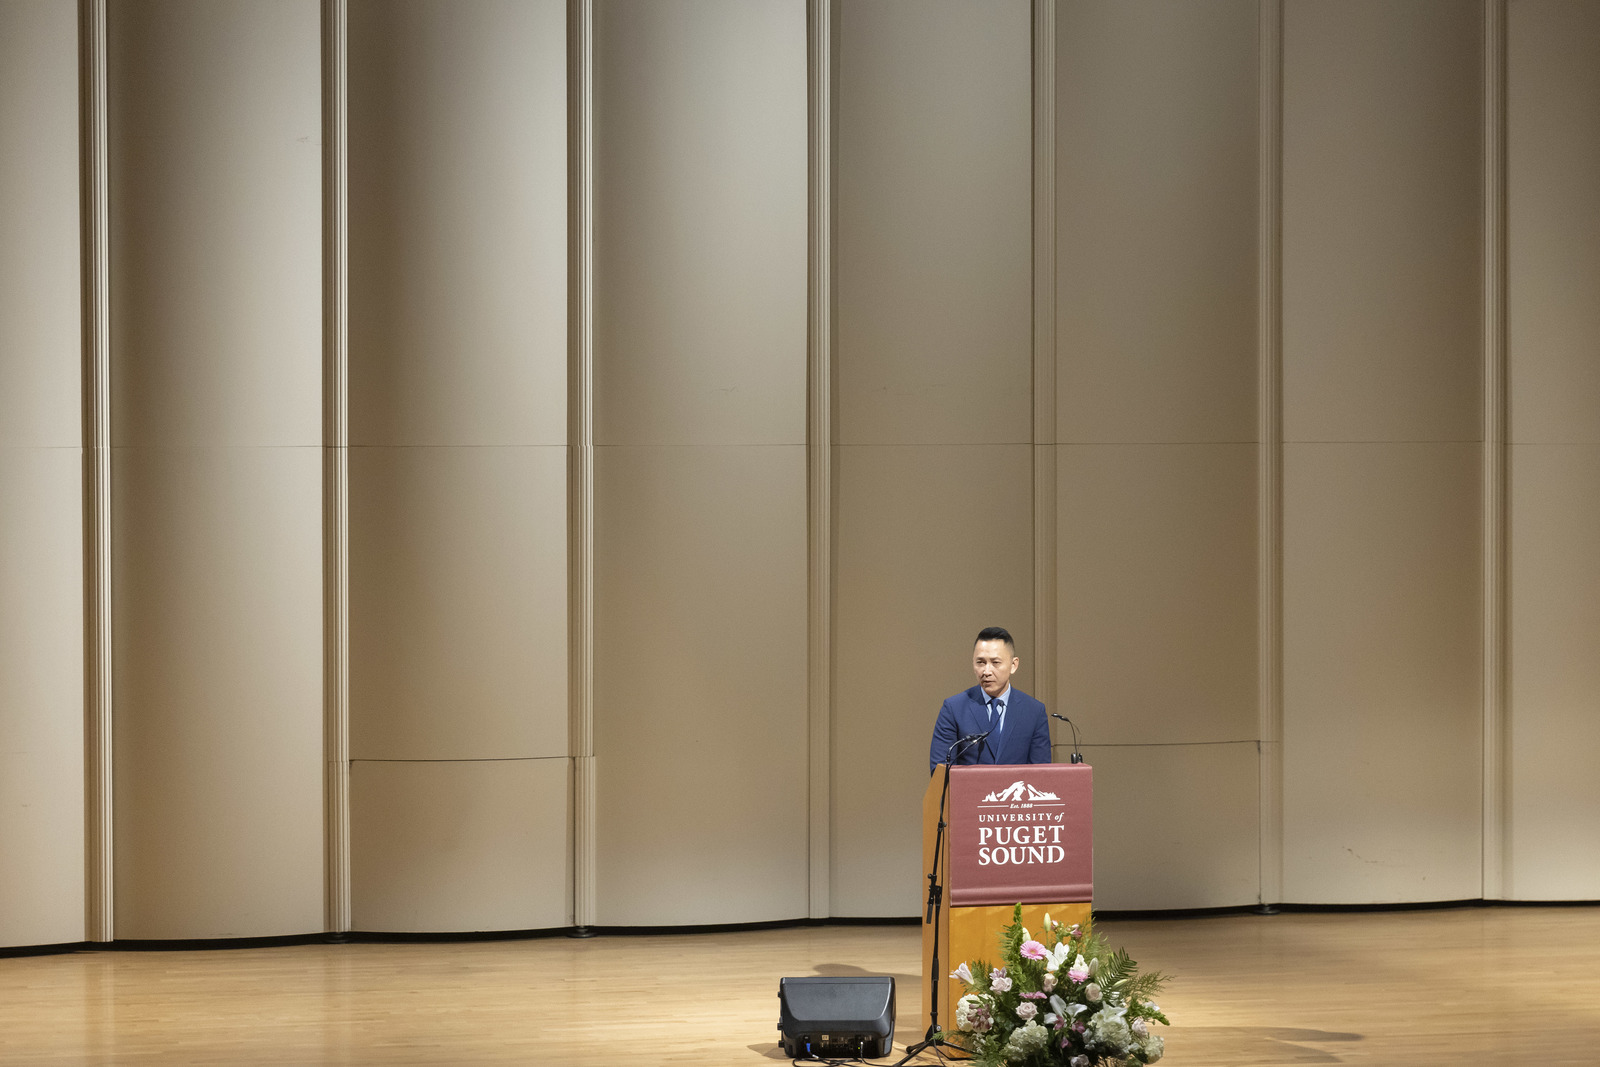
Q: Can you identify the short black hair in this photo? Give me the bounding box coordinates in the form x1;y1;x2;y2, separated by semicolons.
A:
975;626;1015;652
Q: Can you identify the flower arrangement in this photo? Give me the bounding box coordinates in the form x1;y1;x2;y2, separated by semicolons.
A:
940;905;1169;1066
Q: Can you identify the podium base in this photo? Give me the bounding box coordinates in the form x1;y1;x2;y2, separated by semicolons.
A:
921;900;1092;1044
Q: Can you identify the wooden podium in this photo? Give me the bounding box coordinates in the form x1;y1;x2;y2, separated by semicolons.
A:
920;763;1093;1041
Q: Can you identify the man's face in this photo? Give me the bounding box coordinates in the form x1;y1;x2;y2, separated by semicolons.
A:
972;639;1019;699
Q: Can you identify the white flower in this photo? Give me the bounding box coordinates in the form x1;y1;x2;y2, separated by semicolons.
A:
1048;994;1069;1018
1132;1018;1148;1036
1085;1008;1133;1054
1045;941;1073;971
1139;1031;1166;1063
1069;1057;1089;1067
1087;957;1100;977
1085;982;1101;1003
955;993;994;1033
989;967;1013;992
950;961;973;984
1067;954;1090;983
1041;973;1056;992
1003;1021;1050;1060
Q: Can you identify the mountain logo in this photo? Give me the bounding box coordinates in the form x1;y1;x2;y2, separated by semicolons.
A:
981;781;1060;803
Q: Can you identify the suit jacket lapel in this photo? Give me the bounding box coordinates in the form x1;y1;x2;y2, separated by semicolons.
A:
964;689;990;762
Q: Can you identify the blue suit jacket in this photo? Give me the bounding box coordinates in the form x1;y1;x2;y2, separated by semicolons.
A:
929;686;1052;774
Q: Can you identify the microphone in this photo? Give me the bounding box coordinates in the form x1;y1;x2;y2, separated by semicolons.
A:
946;731;991;766
1050;712;1085;764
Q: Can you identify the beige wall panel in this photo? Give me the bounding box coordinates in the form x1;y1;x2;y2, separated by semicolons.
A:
593;0;806;448
831;444;1033;917
1282;0;1481;445
351;758;569;932
593;446;808;924
1057;444;1257;746
1080;742;1259;911
113;446;324;938
1282;443;1481;903
0;0;79;449
348;0;566;448
0;447;84;947
1507;0;1600;446
1055;0;1258;445
1506;445;1600;899
836;0;1031;446
350;446;567;761
0;0;83;946
108;0;321;449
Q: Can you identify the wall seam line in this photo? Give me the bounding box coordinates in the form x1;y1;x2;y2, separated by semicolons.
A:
1031;0;1057;724
1257;0;1285;910
568;0;597;932
350;756;575;764
805;0;835;922
80;0;114;945
321;0;352;936
1480;0;1508;902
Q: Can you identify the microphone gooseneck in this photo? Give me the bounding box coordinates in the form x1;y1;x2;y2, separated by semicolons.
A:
946;730;991;767
1050;712;1085;764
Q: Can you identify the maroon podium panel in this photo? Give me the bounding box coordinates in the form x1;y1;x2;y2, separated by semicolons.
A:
946;764;1092;907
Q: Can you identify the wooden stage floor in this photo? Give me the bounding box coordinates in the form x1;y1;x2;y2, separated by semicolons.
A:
3;905;1598;1065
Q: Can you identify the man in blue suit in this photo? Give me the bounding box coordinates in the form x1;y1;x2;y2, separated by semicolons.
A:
928;626;1052;773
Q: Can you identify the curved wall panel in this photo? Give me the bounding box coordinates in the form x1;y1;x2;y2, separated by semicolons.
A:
1281;0;1483;904
591;0;809;925
1505;0;1600;900
109;0;325;938
344;0;569;932
0;0;84;949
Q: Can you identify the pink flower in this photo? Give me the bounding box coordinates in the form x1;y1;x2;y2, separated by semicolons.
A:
1067;954;1090;983
1020;939;1047;960
989;967;1013;992
1015;1002;1037;1022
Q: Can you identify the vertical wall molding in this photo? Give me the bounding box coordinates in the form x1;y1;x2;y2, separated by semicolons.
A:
1256;0;1285;909
321;0;352;935
1480;0;1508;902
1031;0;1057;719
79;0;114;944
805;0;835;921
568;0;597;931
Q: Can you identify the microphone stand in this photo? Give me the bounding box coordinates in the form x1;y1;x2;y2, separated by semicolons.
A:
898;733;985;1065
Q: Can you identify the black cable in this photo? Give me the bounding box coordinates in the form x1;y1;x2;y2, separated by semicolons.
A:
791;1043;898;1066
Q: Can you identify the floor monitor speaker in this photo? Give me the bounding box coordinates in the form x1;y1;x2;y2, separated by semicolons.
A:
777;975;896;1059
